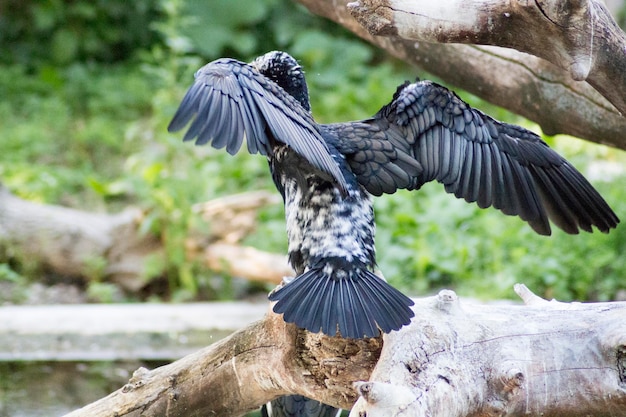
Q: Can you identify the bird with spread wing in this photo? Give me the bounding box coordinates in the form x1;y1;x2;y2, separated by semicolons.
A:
168;50;618;417
168;51;619;341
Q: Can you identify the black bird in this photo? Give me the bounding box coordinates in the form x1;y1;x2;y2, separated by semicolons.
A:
261;395;341;417
168;51;619;340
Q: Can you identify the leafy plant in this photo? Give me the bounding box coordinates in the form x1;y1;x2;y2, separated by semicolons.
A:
0;0;165;67
0;0;624;304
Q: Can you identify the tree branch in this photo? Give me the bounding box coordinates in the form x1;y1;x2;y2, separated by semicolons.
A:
63;288;626;416
63;310;381;416
348;0;626;86
351;287;626;416
294;0;626;150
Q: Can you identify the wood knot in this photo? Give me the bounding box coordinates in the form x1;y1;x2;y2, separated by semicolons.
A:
347;0;398;37
491;364;525;399
500;368;524;393
122;366;150;393
353;381;415;410
435;289;460;313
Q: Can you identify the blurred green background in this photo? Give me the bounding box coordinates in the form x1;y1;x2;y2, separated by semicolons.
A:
0;1;625;416
0;0;625;304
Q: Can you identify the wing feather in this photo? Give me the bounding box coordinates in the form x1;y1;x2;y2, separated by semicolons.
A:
239;85;268;155
357;80;618;234
225;97;244;154
496;153;520;216
321;122;422;196
168;58;348;191
477;142;493;209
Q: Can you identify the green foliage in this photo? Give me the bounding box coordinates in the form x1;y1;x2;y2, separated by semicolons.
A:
375;174;626;301
0;0;624;304
0;0;165;67
0;62;156;205
179;0;279;57
0;263;23;283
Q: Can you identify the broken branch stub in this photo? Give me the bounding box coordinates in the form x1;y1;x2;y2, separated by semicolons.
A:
351;288;626;416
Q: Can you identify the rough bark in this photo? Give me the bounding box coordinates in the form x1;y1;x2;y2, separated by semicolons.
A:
63;309;381;417
294;0;626;150
351;285;626;416
62;287;626;417
0;186;289;289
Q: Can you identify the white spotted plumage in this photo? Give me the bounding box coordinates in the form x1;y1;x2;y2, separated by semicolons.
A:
283;173;375;272
268;142;415;339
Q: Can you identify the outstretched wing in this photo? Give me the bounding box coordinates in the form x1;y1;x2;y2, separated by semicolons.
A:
321;122;422;197
335;80;619;235
168;58;347;191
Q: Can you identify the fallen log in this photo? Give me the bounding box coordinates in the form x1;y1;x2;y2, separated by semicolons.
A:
203;243;292;285
63;285;626;417
351;284;626;416
0;185;288;290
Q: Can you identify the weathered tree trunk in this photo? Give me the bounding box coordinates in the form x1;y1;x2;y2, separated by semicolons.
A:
62;308;381;417
0;186;290;290
0;185;160;289
62;286;626;417
351;284;626;416
293;0;626;150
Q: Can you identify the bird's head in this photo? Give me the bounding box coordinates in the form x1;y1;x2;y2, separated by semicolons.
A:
251;51;311;112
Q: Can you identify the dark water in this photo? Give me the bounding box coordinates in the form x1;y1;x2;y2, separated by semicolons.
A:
0;361;155;417
0;361;265;417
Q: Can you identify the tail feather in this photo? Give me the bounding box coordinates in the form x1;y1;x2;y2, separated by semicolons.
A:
288;275;331;333
269;266;414;338
355;273;414;331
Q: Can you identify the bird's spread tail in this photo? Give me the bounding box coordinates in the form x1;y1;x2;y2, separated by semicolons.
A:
269;263;414;338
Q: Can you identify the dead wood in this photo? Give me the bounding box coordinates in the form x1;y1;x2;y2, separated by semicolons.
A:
192;191;282;243
294;0;626;150
0;186;288;289
62;308;380;416
0;184;160;290
202;243;292;284
351;284;626;416
62;286;626;417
